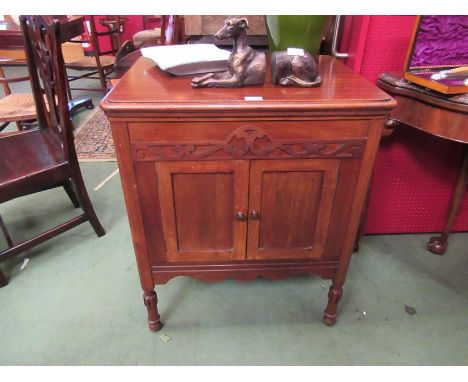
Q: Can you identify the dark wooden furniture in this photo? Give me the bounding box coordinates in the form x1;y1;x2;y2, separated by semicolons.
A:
101;55;395;331
0;16;105;287
0;62;37;131
0;16;86;63
0;16;94;114
378;72;468;255
98;16;128;52
0;18;26;62
66;16;120;95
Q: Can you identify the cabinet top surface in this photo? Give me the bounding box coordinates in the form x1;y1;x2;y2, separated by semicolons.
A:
102;55;395;114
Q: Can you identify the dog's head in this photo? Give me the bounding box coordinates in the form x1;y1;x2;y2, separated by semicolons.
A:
214;17;249;40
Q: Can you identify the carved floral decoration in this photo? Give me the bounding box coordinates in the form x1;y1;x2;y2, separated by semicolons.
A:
132;126;365;161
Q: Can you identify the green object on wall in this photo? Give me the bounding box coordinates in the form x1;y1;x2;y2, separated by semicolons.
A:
265;15;329;55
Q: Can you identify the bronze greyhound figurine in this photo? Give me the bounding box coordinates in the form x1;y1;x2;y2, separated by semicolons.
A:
271;50;322;87
191;17;266;88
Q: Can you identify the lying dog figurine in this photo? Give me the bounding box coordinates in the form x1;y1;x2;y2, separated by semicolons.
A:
191;17;266;88
271;50;321;87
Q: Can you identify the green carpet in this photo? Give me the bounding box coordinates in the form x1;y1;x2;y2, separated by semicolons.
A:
0;162;467;365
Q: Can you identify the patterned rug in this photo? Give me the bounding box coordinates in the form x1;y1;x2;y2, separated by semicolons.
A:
75;107;116;162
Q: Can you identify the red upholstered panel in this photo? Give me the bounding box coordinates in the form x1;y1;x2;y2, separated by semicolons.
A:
367;128;467;234
342;15;468;234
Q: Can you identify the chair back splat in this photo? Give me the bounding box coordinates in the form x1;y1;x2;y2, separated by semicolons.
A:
21;15;75;162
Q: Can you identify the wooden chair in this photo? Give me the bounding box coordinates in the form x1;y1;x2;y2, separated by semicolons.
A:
132;16;166;48
65;16;122;95
0;60;37;132
132;16;186;49
0;15;105;287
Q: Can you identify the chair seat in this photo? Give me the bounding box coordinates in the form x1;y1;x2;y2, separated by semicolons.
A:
0;93;37;122
133;29;162;47
0;129;68;203
66;55;116;70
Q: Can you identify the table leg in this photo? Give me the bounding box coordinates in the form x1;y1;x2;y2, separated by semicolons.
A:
427;146;468;255
323;282;343;326
143;290;163;331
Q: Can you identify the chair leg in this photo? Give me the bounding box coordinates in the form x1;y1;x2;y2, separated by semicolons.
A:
64;67;73;100
0;214;14;248
98;67;108;95
0;267;8;287
71;170;105;237
0;122;9;132
63;180;80;208
0;214;11;287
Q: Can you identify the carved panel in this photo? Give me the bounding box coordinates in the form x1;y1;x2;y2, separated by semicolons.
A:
131;126;366;161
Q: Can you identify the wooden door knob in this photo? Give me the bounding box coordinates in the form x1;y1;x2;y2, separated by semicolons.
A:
250;210;260;220
236;212;247;221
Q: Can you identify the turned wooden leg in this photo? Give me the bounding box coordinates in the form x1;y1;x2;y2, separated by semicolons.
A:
427;146;468;255
323;283;343;326
143;290;163;331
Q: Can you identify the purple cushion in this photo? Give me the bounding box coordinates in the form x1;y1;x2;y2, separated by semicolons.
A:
410;16;468;68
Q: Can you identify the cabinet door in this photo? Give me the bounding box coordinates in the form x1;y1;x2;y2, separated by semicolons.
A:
156;160;249;262
247;159;340;260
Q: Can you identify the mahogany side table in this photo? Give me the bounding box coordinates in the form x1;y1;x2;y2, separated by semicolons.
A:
378;73;468;255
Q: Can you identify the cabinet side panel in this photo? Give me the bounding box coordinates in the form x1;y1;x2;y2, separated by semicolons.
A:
134;162;167;264
323;159;362;260
109;121;154;290
334;118;384;285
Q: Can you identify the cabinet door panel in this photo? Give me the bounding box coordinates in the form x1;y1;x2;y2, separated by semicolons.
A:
247;159;340;260
156;161;249;262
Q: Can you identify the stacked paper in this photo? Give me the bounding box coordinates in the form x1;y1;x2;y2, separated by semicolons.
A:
141;44;231;76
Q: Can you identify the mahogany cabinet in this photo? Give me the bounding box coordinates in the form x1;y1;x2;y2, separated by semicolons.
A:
101;55;395;331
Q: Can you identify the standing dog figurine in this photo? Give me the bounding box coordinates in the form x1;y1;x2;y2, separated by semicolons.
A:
191;17;266;88
271;50;321;87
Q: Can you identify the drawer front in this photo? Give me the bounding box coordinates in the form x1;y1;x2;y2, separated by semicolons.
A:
128;120;369;162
